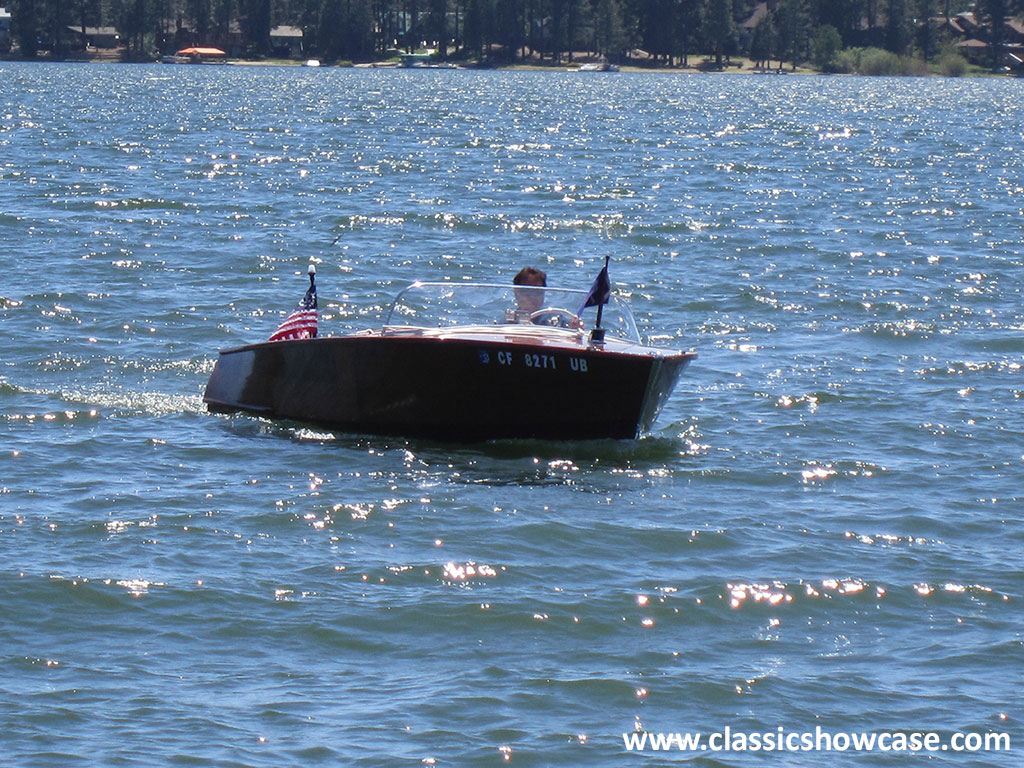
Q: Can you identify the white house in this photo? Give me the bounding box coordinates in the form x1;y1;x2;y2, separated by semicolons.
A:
0;7;12;53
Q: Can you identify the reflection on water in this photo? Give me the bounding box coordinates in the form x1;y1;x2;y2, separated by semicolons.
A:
1;63;1022;766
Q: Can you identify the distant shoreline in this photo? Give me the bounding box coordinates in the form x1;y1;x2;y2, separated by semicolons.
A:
0;53;821;77
1;51;1007;78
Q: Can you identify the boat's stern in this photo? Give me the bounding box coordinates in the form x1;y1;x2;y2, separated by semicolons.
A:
203;345;274;414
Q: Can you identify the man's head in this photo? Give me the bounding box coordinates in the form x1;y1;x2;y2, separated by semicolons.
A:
513;267;547;287
513;267;546;313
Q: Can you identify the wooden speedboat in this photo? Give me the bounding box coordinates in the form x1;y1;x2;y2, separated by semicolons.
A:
204;276;695;441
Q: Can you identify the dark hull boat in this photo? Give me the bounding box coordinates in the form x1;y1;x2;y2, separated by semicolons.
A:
204;279;695;441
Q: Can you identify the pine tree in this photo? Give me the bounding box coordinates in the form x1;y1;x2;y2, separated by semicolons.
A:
675;0;702;66
317;0;372;60
248;0;273;53
426;0;447;57
462;0;482;60
776;0;808;69
213;0;234;51
14;0;43;56
112;0;156;58
748;13;775;67
886;0;909;54
188;0;212;43
977;0;1007;71
914;0;935;59
595;0;626;60
704;0;733;68
43;0;72;57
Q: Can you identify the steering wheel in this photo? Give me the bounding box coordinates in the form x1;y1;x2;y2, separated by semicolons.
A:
529;308;583;329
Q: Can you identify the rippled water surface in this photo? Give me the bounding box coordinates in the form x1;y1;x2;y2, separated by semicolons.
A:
1;63;1022;766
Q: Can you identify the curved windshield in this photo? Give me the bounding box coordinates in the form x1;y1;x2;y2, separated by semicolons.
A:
384;282;640;343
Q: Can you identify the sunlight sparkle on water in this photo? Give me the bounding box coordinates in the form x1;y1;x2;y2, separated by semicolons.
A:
2;68;1021;767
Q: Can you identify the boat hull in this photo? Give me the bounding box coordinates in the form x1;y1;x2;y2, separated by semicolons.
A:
204;334;693;441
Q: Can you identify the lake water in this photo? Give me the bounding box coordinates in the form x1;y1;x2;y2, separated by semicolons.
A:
1;62;1022;766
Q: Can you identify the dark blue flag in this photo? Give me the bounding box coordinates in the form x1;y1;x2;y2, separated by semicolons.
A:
577;257;611;316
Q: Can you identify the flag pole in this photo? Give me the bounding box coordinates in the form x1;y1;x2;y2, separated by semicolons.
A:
589;256;610;346
267;262;319;342
594;256;608;328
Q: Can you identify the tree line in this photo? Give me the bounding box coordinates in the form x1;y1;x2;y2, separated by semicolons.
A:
7;0;1023;69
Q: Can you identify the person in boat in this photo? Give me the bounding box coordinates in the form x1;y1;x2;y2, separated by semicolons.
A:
512;266;546;316
506;267;582;328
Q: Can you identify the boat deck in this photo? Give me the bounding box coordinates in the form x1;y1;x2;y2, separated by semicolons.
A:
374;324;688;358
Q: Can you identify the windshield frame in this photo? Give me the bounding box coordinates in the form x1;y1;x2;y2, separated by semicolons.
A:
383;281;641;343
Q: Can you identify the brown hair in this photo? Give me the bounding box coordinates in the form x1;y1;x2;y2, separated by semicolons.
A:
513;267;547;286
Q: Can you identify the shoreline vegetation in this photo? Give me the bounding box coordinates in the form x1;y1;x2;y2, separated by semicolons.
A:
0;47;1004;78
3;1;1022;80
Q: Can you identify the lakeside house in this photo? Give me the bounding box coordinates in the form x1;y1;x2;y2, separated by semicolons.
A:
64;26;121;50
0;7;11;54
739;1;773;48
156;18;302;58
739;2;1023;73
270;26;303;58
946;12;1024;70
955;37;990;63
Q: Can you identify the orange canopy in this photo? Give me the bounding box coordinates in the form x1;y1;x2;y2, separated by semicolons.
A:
177;47;226;56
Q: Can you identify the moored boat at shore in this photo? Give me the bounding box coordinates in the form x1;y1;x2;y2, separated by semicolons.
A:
162;46;227;64
575;61;619;72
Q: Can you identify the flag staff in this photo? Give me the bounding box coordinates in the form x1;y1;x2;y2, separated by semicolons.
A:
588;256;611;346
594;256;608;329
267;262;319;342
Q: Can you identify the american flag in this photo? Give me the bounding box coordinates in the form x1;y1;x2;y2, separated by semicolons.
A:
268;269;318;342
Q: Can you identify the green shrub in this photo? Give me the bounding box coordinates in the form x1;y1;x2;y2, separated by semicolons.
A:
859;47;901;75
938;51;967;76
832;46;929;76
833;47;862;74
